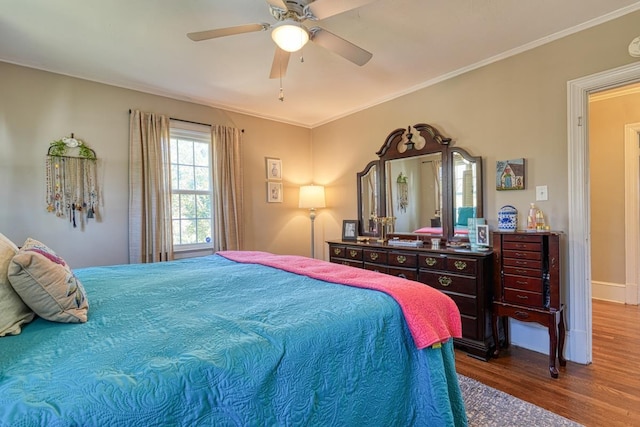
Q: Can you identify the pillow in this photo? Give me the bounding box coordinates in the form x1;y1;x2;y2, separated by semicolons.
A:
456;206;476;226
0;233;35;336
8;238;88;323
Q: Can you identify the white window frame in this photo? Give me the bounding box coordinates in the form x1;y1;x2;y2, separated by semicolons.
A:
169;120;213;252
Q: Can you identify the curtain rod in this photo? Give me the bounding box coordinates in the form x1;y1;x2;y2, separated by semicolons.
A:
128;109;244;133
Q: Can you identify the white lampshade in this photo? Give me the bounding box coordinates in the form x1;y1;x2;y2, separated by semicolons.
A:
271;21;309;53
299;185;326;209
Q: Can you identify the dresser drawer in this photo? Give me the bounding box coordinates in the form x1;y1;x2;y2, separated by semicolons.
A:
503;240;542;252
344;247;363;261
363;249;388;264
503;249;542;261
388;266;417;281
418;271;476;296
503;234;543;244
504;288;543;307
503;257;542;270
503;265;542;278
441;291;477;317
503;274;542;293
445;256;477;276
419;254;445;270
388;252;417;268
330;245;346;258
364;262;388;275
333;259;363;268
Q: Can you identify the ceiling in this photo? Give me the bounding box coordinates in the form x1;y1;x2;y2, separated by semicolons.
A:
1;0;640;128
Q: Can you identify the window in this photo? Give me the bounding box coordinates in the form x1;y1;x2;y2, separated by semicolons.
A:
169;121;213;249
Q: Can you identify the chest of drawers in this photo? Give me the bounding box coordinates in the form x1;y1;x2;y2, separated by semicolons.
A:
328;240;494;360
492;232;566;377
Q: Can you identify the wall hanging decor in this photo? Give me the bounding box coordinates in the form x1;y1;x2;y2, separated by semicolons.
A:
396;172;408;213
496;158;525;190
45;134;100;228
265;157;282;180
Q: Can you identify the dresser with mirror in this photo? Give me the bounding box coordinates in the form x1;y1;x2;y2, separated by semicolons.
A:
329;123;494;359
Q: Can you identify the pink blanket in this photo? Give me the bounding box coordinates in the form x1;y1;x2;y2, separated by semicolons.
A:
217;251;462;349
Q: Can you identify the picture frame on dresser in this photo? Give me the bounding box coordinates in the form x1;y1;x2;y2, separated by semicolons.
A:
342;220;358;241
476;224;489;246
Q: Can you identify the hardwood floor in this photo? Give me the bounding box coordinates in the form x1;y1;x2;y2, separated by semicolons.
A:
455;299;640;427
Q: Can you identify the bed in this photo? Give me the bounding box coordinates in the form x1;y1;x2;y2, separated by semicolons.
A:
0;250;467;426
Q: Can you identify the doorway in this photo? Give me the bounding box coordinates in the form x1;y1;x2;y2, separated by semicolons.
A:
568;61;640;364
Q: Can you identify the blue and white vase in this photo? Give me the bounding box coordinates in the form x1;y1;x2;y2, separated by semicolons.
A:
498;205;518;232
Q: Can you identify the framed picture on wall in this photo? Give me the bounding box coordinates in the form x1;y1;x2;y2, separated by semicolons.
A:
496;158;525;190
267;181;283;203
265;157;282;180
342;220;359;241
476;224;490;246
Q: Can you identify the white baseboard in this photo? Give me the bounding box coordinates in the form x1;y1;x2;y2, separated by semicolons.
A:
592;280;626;303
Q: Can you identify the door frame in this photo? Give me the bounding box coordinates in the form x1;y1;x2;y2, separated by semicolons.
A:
567;61;640;364
625;123;640;305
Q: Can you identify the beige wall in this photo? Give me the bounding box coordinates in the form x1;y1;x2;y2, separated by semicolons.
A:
0;62;313;267
589;89;640;294
311;11;640;263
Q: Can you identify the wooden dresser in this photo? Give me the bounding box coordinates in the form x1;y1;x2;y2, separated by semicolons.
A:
327;240;494;360
492;231;566;378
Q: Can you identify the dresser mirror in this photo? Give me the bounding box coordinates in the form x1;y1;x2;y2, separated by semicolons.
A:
357;160;380;236
356;123;483;242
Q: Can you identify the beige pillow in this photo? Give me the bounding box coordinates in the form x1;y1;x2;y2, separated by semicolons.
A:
0;233;35;336
8;238;88;323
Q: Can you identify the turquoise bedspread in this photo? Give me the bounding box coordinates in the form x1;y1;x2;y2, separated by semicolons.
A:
0;254;467;426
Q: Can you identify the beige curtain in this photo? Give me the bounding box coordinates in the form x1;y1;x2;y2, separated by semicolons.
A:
128;110;173;263
212;125;244;251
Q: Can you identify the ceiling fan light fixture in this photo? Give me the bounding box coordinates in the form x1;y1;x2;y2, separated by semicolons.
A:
271;21;309;52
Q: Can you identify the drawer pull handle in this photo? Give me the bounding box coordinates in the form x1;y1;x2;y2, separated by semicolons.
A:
515;311;530;319
515;252;526;258
334;248;341;255
515;244;526;248
398;273;407;279
438;276;452;287
516;269;527;274
349;250;358;258
370;253;379;260
425;257;437;266
516;280;528;285
396;255;407;264
515;260;527;265
516;294;529;299
454;260;467;270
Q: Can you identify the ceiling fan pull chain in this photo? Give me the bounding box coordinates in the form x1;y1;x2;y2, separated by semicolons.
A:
278;67;285;102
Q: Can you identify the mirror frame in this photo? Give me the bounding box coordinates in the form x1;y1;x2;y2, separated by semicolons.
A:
356;160;382;237
357;123;483;242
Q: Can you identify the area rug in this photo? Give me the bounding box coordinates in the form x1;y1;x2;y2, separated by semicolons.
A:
459;374;584;427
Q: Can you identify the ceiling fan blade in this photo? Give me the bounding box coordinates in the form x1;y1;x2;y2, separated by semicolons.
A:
269;47;291;79
309;27;372;66
187;23;269;42
266;0;288;12
305;0;376;20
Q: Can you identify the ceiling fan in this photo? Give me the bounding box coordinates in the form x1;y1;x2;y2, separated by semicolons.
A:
187;0;375;79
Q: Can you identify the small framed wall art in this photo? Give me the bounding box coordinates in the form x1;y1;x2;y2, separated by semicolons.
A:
342;220;359;241
265;157;282;180
267;181;283;203
496;158;525;191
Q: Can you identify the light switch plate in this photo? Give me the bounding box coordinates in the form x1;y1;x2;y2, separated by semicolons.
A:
536;185;548;201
